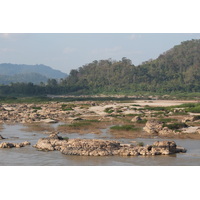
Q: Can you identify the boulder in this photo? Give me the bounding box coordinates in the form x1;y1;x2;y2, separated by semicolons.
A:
153;141;177;149
3;107;13;111
33;138;55;151
143;120;179;136
159;127;175;135
0;141;31;148
131;116;142;122
33;134;68;151
143;120;163;134
196;128;200;134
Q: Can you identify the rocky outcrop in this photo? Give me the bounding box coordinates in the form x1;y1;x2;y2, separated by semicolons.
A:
151;141;186;154
0;102;103;124
60;139;121;156
143;120;163;134
33;134;187;156
0;141;31;148
143;120;176;135
158;127;175;135
33;133;68;151
181;116;200;123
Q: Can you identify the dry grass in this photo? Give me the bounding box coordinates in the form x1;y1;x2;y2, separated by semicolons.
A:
109;122;147;139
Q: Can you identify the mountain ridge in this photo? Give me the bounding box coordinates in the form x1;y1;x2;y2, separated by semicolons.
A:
0;63;67;84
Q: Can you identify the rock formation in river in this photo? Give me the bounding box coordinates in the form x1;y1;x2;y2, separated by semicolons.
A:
33;133;186;156
143;120;176;136
0;141;31;148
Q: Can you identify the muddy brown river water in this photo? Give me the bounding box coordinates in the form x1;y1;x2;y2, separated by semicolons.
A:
0;123;200;166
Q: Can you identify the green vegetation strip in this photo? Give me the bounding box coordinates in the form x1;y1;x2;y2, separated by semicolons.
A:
110;125;139;131
67;122;92;128
164;122;187;130
158;118;178;123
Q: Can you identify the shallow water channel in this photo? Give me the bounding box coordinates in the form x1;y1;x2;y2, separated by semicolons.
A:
0;123;200;166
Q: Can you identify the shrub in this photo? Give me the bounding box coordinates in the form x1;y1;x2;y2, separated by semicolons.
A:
136;119;147;124
84;119;100;122
144;106;167;111
158;118;178;123
165;122;187;130
61;104;75;111
68;122;91;128
126;114;143;117
186;105;200;113
63;137;69;141
137;142;144;146
171;112;188;115
176;103;200;108
32;106;42;110
172;103;200;113
104;107;114;113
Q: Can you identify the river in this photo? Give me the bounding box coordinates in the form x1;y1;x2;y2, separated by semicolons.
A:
0;123;200;166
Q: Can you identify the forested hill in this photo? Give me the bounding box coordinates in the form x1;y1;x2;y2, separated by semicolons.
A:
63;39;200;93
0;63;67;84
1;39;200;96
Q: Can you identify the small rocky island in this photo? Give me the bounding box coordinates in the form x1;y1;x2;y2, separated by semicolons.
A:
0;141;31;148
33;133;186;156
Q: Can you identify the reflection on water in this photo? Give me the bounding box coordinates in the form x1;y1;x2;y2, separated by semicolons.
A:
0;123;200;166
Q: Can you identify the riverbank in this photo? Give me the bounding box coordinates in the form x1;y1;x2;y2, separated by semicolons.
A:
1;99;200;139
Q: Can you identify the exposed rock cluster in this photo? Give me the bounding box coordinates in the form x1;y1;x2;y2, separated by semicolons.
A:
181;116;199;123
33;133;68;151
0;103;72;123
0;141;31;148
33;133;186;156
0;102;100;124
143;120;176;135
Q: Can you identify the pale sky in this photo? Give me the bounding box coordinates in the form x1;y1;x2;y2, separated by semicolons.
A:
0;33;200;74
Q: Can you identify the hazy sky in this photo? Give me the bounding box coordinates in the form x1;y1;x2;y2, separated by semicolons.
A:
0;33;200;74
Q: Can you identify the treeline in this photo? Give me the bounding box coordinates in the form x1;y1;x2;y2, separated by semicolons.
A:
1;39;200;96
0;78;89;96
61;39;200;94
0;80;64;96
